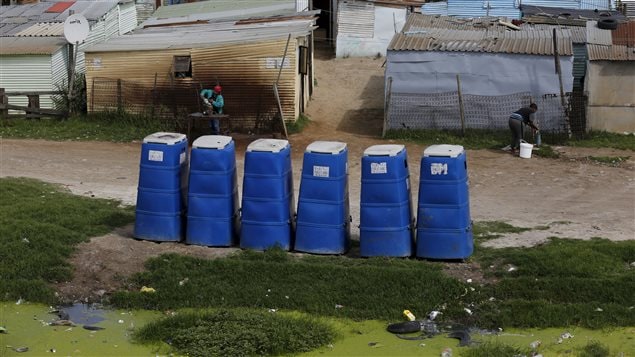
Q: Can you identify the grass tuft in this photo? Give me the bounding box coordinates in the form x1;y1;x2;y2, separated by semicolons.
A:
578;340;611;357
460;341;531;357
0;178;134;303
286;114;311;134
133;309;336;357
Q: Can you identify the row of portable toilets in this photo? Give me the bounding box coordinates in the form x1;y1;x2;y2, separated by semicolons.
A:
133;132;473;259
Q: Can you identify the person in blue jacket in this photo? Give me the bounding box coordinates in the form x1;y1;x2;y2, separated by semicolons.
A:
199;85;224;134
508;103;539;155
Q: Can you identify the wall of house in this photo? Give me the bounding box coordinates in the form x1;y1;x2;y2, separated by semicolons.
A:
0;54;55;111
336;3;406;58
385;51;574;97
85;38;301;123
585;61;635;133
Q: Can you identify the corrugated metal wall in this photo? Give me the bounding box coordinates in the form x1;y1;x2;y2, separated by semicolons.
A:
51;47;68;89
105;7;119;39
118;2;138;35
447;0;520;19
337;0;374;38
296;0;309;11
135;0;155;25
572;43;586;89
0;54;54;111
85;39;301;127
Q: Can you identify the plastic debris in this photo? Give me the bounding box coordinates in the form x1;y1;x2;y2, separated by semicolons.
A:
83;325;105;331
16;298;24;305
529;340;541;349
140;286;156;293
561;332;574;339
403;310;416;321
335;304;344;309
118;320;124;324
507;265;517;272
0;326;6;334
49;348;56;353
441;347;452;357
463;308;473;315
428;311;442;320
595;307;603;312
268;309;277;313
466;279;472;283
50;320;75;327
178;278;189;286
419;343;426;347
12;347;29;353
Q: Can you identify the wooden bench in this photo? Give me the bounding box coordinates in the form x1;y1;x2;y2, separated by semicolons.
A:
186;112;231;139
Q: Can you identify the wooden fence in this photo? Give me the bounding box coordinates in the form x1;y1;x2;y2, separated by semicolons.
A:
0;88;65;119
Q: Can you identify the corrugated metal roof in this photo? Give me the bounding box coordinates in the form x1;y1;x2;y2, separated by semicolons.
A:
421;1;449;16
613;20;635;46
521;4;624;20
151;0;296;19
85;17;317;52
389;27;573;55
586;20;614;44
403;13;510;32
0;0;120;36
0;36;66;55
338;0;375;38
587;44;635;60
14;21;65;36
521;23;586;43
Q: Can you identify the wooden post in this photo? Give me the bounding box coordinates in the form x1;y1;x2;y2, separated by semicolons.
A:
27;95;40;119
90;77;95;113
117;79;123;112
552;29;566;107
151;72;157;118
0;88;8;120
382;77;393;138
273;83;288;139
456;74;466;136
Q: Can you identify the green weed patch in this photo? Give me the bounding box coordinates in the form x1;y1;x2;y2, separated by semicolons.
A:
0;113;174;142
0;178;134;302
588;155;631;167
568;131;635;151
134;309;335;357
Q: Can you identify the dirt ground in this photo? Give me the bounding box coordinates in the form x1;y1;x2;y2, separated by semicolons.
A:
1;49;634;303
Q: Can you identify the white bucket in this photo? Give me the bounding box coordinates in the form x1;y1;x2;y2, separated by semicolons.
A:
519;141;533;159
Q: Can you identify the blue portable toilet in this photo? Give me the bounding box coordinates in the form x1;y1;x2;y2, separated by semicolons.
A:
186;135;239;246
359;144;414;257
134;132;188;241
295;141;350;254
240;139;294;250
416;144;473;259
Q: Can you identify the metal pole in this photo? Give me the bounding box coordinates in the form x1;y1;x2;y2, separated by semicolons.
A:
276;34;292;86
456;74;466;136
552;29;566;107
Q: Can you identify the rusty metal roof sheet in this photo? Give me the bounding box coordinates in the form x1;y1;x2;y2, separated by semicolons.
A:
0;36;66;55
14;21;65;36
587;44;635;60
392;14;573;55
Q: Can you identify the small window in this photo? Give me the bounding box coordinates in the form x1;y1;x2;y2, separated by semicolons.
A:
173;55;192;78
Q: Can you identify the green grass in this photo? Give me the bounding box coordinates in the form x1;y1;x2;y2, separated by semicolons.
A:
472;221;533;240
286;114;311;134
579;340;612;357
0;112;176;142
385;129;634;151
133;309;336;357
568;131;635;151
460;341;532;357
0;177;134;303
588;156;631;167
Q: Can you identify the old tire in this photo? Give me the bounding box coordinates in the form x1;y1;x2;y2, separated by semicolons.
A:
597;18;618;30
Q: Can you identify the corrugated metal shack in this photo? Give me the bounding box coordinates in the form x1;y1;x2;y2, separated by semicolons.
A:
0;0;137;111
422;0;615;18
585;20;635;133
83;12;318;130
384;13;574;132
335;0;426;58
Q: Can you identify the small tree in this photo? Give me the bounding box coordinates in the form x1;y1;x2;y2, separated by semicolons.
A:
51;74;87;117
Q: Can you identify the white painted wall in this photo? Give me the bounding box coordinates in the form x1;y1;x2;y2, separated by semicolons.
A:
336;5;407;58
0;54;55;111
585;61;635;133
385;51;574;97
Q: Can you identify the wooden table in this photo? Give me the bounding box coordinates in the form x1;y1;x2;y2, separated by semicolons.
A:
186;112;231;139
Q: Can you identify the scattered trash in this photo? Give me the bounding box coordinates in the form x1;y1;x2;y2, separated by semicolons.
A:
595;307;604;312
561;332;574;339
441;347;453;357
50;320;75;327
16;298;24;305
49;348;56;353
118;320;124;324
447;330;472;347
21;237;29;244
419;343;426;347
140;286;156;293
178;278;189;286
403;310;416;321
630;262;635;267
368;342;382;348
327;344;334;349
529;340;541;349
507;265;517;272
428;311;442;320
335;304;344;309
0;326;6;334
83;325;105;331
466;279;472;283
463;308;473;315
10;347;29;353
285;295;289;299
488;297;496;302
268;309;277;313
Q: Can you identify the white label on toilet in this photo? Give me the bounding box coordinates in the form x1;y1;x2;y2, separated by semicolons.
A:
148;150;163;162
313;165;329;178
179;152;186;164
431;163;448;175
371;162;387;174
